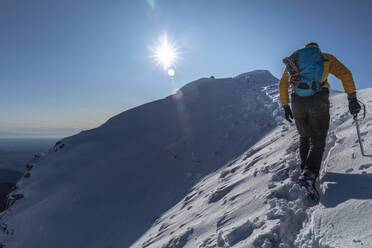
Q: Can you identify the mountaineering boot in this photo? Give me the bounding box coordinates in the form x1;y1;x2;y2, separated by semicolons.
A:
298;169;320;202
298;169;316;187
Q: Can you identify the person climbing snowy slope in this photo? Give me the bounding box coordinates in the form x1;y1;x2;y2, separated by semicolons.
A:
279;42;361;198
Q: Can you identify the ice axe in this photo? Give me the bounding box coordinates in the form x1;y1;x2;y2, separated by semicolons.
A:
353;100;372;157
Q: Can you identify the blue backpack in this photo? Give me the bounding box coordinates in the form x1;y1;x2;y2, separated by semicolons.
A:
283;47;325;96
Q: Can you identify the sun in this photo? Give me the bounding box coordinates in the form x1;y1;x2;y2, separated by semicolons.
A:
151;35;179;71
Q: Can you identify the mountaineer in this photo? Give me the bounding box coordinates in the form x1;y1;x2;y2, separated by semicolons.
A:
279;42;361;199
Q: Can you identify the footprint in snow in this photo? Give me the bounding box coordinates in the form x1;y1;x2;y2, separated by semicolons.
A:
242;147;262;161
199;236;215;248
336;137;346;144
218;220;254;246
216;214;233;229
286;142;298;154
271;167;290;182
157;222;168;231
181;191;199;209
359;163;372;170
162;227;194;248
361;131;368;136
208;181;241;204
345;168;354;173
243;155;263;172
219;167;239;180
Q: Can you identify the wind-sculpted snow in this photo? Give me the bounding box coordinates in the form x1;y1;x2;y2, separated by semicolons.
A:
2;70;371;247
133;123;311;247
161;227;194;248
0;71;281;248
133;88;372;248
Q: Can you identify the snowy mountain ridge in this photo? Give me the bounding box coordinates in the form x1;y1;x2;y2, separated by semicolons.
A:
1;70;371;248
0;70;284;248
134;89;372;248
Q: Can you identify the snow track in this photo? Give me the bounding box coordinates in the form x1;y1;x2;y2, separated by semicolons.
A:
296;91;372;248
134;121;312;247
295;93;349;248
135;89;372;248
134;84;312;248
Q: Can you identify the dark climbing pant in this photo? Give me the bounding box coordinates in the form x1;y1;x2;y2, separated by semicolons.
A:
291;90;330;177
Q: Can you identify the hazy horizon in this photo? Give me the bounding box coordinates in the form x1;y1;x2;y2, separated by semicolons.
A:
0;127;82;139
0;138;58;174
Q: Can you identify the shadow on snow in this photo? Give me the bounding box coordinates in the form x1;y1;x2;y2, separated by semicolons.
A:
321;172;372;208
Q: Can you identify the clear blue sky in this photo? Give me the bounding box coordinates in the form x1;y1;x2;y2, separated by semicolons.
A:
1;0;371;137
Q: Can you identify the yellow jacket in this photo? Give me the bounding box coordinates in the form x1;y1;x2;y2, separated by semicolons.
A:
278;53;356;105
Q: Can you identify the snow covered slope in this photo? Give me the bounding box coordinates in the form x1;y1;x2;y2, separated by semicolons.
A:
0;70;281;248
298;89;372;247
133;88;372;248
2;70;371;248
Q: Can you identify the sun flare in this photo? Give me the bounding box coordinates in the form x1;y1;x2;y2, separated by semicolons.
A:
151;35;179;72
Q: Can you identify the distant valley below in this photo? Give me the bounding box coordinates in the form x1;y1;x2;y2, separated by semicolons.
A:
0;138;58;173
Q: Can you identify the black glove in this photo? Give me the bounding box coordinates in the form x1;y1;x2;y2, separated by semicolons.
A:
348;93;361;116
283;105;293;123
